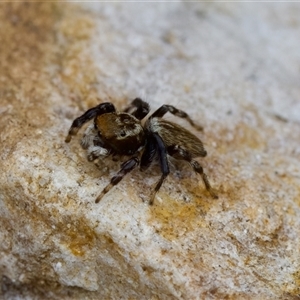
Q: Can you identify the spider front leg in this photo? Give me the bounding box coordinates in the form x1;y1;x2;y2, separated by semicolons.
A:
86;145;110;162
150;104;203;131
123;98;150;120
65;102;116;143
148;133;170;205
95;157;139;203
80;124;110;162
140;135;157;172
168;145;218;199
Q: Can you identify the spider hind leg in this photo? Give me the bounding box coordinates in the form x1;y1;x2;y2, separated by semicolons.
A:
168;145;218;199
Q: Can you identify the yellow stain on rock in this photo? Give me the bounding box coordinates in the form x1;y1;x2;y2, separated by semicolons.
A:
291;270;300;295
217;121;267;155
57;216;97;257
58;8;99;109
280;270;300;297
148;191;213;241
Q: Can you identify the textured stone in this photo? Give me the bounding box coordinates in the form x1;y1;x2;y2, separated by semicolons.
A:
1;2;300;299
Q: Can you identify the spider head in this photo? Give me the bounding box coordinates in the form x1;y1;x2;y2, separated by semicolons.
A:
95;112;146;155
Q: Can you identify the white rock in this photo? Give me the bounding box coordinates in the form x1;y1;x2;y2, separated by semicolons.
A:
1;2;300;299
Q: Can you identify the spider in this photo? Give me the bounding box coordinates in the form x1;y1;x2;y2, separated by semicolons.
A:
65;98;218;205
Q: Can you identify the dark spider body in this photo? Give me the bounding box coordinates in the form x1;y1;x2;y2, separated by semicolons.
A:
65;98;217;205
95;112;145;155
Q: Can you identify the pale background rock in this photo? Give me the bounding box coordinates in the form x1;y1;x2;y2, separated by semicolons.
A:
0;2;300;300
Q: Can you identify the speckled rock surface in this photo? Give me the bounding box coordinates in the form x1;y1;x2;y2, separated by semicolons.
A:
1;3;300;299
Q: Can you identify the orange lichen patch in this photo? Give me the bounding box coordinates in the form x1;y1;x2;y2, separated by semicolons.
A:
148;192;212;240
57;9;99;109
215;121;267;155
146;164;242;241
65;224;96;256
295;192;300;210
236;123;266;150
3;186;97;258
202;289;252;300
291;271;300;294
280;270;300;297
0;3;62;147
217;181;244;206
60;11;94;41
57;216;97;257
98;234;129;261
242;205;259;221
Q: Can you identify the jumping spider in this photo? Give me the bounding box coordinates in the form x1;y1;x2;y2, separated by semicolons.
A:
65;98;218;205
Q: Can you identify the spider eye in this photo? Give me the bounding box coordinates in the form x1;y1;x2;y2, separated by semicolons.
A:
120;131;126;137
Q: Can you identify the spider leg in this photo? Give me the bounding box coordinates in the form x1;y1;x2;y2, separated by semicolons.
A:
123;98;150;120
148;133;170;205
65;102;116;143
95;157;139;203
86;145;110;162
150;104;203;131
80;124;98;149
168;145;218;199
140;135;157;171
80;124;110;161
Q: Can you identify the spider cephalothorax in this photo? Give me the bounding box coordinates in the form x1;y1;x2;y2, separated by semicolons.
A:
65;98;218;205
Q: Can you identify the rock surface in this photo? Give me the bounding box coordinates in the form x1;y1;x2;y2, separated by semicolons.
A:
0;2;300;299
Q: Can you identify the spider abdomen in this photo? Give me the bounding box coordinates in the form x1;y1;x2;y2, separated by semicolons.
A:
146;118;207;158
